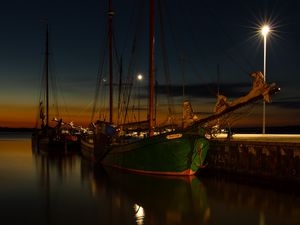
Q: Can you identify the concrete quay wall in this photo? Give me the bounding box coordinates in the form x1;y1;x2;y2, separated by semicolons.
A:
205;137;300;185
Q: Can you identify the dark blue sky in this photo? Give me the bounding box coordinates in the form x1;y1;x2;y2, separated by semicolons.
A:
0;0;300;127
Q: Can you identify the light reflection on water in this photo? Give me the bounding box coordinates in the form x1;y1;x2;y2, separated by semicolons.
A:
134;204;145;225
0;134;299;225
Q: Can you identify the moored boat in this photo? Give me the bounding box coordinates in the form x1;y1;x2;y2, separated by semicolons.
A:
32;23;80;153
100;128;209;175
81;0;279;175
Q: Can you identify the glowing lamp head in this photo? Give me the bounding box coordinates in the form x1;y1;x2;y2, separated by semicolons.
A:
137;74;143;80
261;25;270;37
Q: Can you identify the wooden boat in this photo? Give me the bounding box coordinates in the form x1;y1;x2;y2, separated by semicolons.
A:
32;24;79;153
81;0;279;175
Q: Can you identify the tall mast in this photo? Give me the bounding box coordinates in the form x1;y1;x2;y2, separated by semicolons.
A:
45;23;49;129
217;64;220;96
149;0;155;136
108;0;114;123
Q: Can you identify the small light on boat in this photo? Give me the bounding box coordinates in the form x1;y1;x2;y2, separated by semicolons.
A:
166;133;182;140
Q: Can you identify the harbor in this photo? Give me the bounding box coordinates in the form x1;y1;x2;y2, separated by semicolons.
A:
1;0;300;224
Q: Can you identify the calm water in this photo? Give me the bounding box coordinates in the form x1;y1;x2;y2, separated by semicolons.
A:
0;132;299;225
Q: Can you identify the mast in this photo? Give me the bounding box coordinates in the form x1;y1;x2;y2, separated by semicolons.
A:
45;23;49;130
117;57;123;125
149;0;155;136
217;64;220;96
108;0;114;123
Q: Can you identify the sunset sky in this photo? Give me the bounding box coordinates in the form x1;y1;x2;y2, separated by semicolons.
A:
0;0;300;129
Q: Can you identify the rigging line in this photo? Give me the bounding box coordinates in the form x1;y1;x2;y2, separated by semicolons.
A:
188;59;220;98
220;103;257;129
199;0;255;73
178;1;221;83
46;28;60;119
36;22;50;126
168;0;218;95
121;36;141;123
162;0;211;82
49;55;60;119
123;69;134;124
91;34;108;122
76;99;95;118
35;76;45;129
117;57;122;124
160;1;184;121
112;1;140;124
179;57;187;100
98;77;109;120
122;1;146;124
58;89;71;122
50;57;75;122
35;86;43;128
158;0;175;118
111;10;130;122
37;58;47;128
46;41;58;119
98;83;109;121
119;31;139;122
112;33;121;69
112;33;123;125
162;0;217;99
119;0;138;58
161;0;190;81
35;50;46;127
212;100;259;129
175;0;250;84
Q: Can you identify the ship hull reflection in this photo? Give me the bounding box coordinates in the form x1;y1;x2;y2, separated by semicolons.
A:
82;163;211;225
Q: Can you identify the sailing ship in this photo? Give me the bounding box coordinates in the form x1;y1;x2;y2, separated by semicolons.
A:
32;23;80;152
81;0;279;175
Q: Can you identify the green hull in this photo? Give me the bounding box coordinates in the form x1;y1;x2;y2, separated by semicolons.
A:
101;130;209;175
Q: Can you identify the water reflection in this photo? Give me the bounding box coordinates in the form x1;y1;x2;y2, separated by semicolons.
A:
203;177;300;225
81;162;211;225
134;203;145;225
1;137;299;225
33;150;80;185
32;148;300;225
32;150;83;225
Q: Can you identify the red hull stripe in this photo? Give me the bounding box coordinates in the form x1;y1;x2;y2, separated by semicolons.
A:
102;163;196;176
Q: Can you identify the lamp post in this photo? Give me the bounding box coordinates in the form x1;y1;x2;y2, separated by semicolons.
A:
137;74;143;122
261;25;270;134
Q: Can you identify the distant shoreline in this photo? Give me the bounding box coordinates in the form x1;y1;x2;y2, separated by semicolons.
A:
0;127;35;132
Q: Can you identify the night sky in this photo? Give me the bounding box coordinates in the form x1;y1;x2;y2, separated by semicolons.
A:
1;0;300;129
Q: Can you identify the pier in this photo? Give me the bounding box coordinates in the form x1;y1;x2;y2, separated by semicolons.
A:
205;134;300;186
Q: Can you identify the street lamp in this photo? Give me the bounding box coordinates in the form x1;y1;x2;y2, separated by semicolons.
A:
261;25;270;134
137;74;143;122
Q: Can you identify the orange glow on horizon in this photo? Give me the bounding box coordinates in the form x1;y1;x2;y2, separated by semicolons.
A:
1;103;300;128
0;104;92;128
